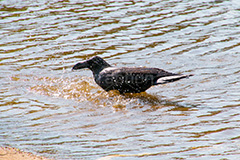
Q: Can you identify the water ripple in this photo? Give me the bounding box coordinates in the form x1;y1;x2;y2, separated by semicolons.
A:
1;0;240;159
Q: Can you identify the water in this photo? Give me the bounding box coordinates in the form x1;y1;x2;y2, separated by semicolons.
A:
1;0;240;159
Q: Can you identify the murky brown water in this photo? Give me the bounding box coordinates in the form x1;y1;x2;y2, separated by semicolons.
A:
1;0;240;159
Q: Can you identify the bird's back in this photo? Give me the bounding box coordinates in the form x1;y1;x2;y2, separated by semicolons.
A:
95;67;177;93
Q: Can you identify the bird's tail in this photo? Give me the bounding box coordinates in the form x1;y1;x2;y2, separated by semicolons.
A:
155;74;193;85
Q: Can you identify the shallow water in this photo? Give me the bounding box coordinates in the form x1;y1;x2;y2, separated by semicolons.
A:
1;0;240;159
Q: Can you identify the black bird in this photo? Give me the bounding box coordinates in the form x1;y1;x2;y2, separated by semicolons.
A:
72;56;193;94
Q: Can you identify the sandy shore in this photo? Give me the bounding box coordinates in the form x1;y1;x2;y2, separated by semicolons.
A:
0;147;53;160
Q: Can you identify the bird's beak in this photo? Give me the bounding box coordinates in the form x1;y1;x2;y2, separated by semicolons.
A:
72;62;89;70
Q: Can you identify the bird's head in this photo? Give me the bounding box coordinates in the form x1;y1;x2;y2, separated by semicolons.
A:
72;56;111;74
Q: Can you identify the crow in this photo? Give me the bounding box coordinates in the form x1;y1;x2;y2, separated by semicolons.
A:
72;56;193;94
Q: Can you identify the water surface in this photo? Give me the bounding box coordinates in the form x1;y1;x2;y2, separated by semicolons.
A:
1;0;240;159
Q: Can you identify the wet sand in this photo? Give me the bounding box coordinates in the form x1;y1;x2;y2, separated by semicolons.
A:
0;147;52;160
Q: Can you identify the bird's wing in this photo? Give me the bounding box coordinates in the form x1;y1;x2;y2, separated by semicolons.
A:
116;67;176;77
101;67;176;78
108;67;191;85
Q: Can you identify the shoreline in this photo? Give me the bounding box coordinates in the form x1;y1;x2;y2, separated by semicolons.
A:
0;147;53;160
